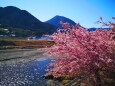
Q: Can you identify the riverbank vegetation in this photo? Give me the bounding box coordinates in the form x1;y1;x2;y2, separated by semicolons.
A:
46;18;115;86
0;39;54;49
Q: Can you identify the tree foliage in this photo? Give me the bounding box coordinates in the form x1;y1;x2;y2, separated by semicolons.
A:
46;18;115;85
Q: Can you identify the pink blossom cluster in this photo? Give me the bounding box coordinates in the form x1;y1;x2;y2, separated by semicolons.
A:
46;18;115;85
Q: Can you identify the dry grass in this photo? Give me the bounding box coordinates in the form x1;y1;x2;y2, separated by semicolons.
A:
0;39;54;49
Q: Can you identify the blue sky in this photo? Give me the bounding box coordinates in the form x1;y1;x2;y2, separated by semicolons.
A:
0;0;115;28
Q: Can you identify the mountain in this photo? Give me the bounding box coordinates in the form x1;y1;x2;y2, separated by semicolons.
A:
0;6;56;37
87;28;97;31
46;15;76;29
88;27;110;31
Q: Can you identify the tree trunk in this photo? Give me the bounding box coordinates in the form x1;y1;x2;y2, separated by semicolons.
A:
95;69;102;86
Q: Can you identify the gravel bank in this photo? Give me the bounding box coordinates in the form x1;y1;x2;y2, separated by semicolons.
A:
0;49;46;62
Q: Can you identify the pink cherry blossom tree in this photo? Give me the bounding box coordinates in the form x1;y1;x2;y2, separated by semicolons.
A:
46;18;115;86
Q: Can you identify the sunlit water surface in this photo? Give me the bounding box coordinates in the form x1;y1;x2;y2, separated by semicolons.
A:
0;58;52;86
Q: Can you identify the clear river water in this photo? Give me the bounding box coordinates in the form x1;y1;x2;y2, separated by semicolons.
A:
0;57;52;86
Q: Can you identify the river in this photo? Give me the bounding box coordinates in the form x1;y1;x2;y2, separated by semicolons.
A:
0;49;55;86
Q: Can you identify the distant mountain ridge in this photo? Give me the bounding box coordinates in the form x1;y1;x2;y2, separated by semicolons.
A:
46;15;76;29
0;6;56;37
0;6;109;38
88;27;110;31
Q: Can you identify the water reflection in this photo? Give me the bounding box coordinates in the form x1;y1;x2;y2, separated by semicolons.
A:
0;58;51;86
